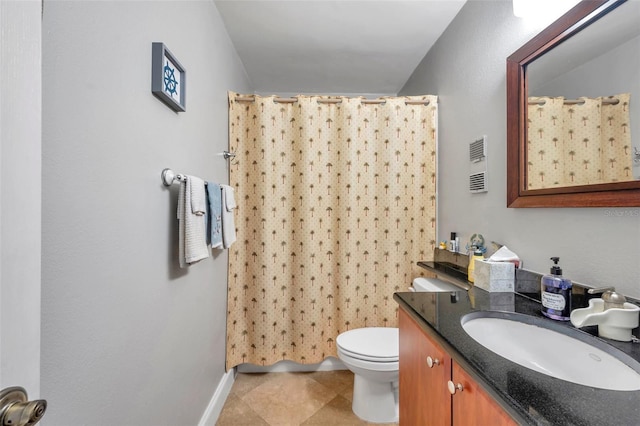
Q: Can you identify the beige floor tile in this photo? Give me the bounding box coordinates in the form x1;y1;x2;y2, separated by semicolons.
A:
218;371;391;426
304;369;354;395
340;384;354;402
231;372;272;397
240;372;338;425
300;395;366;426
215;394;269;426
366;421;399;426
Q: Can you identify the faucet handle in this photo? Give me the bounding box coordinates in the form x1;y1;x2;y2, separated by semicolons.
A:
587;286;615;294
588;286;627;309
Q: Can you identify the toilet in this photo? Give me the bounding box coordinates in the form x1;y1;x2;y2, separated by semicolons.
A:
411;276;461;292
336;327;399;423
336;277;459;423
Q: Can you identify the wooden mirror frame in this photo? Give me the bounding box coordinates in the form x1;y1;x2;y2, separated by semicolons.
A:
506;0;640;207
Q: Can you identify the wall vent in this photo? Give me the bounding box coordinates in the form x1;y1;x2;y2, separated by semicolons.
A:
469;172;488;193
469;135;488;193
469;136;486;163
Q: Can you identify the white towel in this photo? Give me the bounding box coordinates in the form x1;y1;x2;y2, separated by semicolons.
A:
190;176;207;216
177;176;209;267
220;184;237;249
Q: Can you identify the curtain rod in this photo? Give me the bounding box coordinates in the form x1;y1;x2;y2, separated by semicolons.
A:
234;96;430;106
528;98;620;106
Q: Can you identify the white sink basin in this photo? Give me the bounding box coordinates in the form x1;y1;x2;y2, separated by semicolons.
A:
461;311;640;391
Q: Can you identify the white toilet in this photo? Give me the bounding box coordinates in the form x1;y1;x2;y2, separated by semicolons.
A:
411;276;461;292
336;277;459;423
336;327;399;423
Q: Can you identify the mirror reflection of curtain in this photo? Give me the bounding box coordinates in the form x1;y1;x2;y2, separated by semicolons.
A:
226;92;438;369
527;93;632;189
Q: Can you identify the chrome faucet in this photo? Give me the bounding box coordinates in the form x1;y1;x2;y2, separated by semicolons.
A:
587;286;627;310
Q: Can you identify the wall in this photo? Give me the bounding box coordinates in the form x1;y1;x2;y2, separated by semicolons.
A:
0;0;41;395
401;0;640;298
42;1;251;425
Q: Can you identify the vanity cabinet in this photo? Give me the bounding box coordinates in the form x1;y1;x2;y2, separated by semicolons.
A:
399;309;451;425
399;309;515;426
449;362;515;425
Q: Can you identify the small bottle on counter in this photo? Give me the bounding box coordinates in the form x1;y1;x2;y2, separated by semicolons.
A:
541;257;572;321
449;232;457;252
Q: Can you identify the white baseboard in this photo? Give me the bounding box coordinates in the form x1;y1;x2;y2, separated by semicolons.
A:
237;356;346;373
198;368;236;426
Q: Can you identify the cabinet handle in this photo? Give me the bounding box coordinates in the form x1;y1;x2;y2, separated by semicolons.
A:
426;356;440;368
447;380;463;395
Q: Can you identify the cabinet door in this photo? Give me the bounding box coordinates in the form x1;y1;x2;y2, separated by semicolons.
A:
450;362;516;426
399;309;452;425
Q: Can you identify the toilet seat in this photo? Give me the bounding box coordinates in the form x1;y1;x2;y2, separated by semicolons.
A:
336;327;398;362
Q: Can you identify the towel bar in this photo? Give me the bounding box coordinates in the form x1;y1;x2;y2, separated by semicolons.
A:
162;151;235;186
161;168;186;186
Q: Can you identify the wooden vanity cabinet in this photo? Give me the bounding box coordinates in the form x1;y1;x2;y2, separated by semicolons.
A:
399;309;452;425
450;362;515;425
399;309;516;426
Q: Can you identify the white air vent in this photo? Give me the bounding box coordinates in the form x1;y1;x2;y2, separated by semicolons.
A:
469;135;488;193
470;137;486;163
470;172;488;193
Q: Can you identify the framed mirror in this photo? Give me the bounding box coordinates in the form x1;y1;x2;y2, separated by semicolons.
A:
507;0;640;207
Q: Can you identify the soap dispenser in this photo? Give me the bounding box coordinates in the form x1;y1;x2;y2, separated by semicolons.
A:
541;257;572;321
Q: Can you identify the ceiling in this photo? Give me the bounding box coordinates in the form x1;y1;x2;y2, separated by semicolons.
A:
214;1;467;96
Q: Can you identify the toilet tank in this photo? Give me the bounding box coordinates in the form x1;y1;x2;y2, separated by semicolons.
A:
411;277;461;292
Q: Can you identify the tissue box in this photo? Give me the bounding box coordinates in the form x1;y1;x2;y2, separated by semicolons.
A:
474;260;515;292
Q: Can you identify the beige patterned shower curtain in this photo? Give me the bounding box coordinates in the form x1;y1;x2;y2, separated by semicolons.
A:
527;93;632;189
226;92;438;369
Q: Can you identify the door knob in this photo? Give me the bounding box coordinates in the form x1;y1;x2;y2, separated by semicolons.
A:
0;387;46;426
426;356;440;368
447;380;464;395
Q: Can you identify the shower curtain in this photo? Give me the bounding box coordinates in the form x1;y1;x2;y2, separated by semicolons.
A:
526;93;632;189
226;92;438;368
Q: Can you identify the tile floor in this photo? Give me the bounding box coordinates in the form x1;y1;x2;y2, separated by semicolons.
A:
216;370;399;426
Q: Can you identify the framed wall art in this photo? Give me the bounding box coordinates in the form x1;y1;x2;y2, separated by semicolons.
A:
151;42;186;112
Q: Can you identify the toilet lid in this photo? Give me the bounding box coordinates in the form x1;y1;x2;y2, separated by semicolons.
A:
337;327;398;360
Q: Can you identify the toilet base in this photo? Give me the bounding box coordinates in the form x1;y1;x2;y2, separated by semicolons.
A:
351;374;398;423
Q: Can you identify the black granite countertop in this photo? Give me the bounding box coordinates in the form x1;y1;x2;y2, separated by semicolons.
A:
394;262;640;426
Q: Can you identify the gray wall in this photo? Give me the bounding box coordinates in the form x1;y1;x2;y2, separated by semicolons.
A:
401;0;640;298
42;1;251;425
0;0;41;395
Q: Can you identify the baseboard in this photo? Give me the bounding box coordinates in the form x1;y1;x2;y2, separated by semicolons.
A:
237;356;346;373
198;367;236;426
